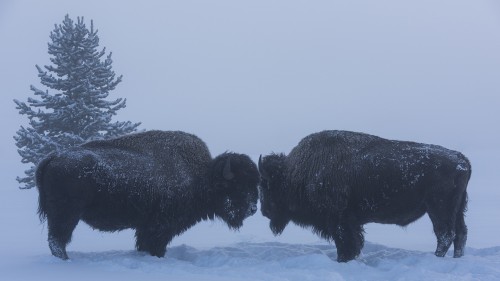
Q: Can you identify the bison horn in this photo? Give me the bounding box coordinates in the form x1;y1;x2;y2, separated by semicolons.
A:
258;155;269;180
223;158;235;180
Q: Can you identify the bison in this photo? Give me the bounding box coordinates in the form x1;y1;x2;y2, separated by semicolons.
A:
258;130;471;262
35;130;260;260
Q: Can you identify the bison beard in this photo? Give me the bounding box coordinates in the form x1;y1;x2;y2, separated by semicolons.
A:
259;130;471;262
35;130;259;260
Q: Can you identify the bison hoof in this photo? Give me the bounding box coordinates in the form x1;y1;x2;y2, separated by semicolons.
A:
149;249;166;258
434;250;446;258
453;249;464;258
48;238;69;260
50;246;69;260
337;254;356;263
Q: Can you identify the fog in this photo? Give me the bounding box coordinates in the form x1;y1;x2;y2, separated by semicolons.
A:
1;0;499;255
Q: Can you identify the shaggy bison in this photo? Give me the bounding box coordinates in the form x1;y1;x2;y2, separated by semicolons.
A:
36;130;260;260
258;130;471;262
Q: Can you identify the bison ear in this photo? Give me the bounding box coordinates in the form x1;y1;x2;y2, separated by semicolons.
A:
223;158;235;181
259;153;286;183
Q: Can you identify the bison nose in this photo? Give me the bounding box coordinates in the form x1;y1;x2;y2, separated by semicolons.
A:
250;204;258;215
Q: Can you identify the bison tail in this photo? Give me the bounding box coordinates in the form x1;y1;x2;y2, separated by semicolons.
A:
455;153;472;188
35;153;56;222
455;154;471;214
462;154;472;184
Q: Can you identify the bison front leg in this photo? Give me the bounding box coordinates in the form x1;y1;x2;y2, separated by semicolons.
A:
135;225;173;258
330;220;365;263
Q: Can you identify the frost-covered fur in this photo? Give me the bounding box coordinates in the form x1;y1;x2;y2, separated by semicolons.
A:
36;130;259;260
259;130;471;262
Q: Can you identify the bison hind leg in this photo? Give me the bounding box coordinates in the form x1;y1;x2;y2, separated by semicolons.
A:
47;220;78;260
46;207;81;260
428;209;456;257
453;192;468;258
428;180;469;258
453;223;467;258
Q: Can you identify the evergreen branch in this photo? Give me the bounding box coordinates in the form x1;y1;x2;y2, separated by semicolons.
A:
14;14;140;189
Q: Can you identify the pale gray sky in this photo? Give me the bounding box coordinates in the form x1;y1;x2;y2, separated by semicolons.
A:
0;1;498;175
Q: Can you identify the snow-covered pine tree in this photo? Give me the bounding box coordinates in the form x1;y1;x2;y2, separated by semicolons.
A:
14;15;141;189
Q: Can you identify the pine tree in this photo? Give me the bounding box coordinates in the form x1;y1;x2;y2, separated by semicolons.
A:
14;15;141;189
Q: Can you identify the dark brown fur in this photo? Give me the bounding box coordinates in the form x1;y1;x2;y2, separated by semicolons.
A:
36;130;260;260
259;130;471;262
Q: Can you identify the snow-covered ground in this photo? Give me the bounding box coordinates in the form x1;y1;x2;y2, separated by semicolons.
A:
2;242;500;281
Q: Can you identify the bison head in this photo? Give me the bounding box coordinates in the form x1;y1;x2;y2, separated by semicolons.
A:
211;153;259;230
258;154;290;235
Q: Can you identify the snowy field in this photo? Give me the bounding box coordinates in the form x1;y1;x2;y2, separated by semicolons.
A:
2;182;500;281
2;242;500;281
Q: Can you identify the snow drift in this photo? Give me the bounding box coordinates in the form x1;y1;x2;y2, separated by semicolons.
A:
3;242;499;281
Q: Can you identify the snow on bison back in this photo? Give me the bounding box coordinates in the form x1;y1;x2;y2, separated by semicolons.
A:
258;130;471;262
35;130;260;260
